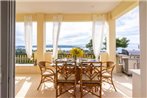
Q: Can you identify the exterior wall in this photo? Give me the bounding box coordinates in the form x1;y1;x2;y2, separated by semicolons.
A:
15;52;52;74
15;65;40;74
99;52;108;62
132;70;141;97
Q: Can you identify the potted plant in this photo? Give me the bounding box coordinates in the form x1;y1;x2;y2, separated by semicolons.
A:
70;48;84;61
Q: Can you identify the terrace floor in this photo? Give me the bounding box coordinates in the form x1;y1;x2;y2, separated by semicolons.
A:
15;73;132;98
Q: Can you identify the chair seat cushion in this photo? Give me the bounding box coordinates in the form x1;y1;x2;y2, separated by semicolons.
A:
81;74;100;80
102;73;111;78
42;71;54;76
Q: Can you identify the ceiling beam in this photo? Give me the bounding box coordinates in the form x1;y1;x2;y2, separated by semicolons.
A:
110;0;139;19
16;13;108;22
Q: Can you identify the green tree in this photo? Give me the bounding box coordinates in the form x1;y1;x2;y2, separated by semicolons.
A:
116;37;130;49
86;37;130;52
86;39;93;53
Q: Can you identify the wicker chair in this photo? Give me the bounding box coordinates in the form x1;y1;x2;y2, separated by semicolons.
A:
37;61;55;90
80;62;102;98
55;60;77;98
102;61;117;91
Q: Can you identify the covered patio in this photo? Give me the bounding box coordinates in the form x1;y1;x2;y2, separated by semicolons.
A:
15;0;139;98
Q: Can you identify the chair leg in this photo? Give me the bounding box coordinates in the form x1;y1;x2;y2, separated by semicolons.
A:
80;86;83;98
111;78;117;92
54;75;56;89
37;76;43;90
74;85;76;98
56;84;58;98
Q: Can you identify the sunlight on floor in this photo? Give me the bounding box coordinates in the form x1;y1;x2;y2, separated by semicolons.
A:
116;82;132;90
16;81;32;97
15;74;132;98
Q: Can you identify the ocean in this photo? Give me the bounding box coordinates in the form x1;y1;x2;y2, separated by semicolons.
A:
16;43;140;51
16;45;87;51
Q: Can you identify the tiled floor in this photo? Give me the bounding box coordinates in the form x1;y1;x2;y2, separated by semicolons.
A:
15;73;132;98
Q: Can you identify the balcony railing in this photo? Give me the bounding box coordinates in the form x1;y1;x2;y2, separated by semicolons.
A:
15;53;95;64
58;53;95;59
15;54;35;64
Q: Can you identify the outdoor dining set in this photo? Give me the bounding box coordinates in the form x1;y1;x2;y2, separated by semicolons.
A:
37;59;117;98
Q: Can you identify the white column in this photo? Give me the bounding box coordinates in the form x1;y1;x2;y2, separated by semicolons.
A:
37;14;46;62
107;19;116;72
107;19;116;63
140;1;147;97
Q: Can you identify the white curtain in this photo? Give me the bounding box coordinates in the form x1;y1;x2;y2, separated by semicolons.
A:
24;16;33;58
92;15;108;60
52;15;62;60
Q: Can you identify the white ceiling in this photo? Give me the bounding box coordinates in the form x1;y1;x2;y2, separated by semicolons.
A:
16;0;122;14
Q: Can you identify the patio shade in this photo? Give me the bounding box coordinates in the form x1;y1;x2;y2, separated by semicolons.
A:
24;15;33;58
92;15;108;60
52;15;63;60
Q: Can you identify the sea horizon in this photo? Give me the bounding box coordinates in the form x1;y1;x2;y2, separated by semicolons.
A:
16;43;140;51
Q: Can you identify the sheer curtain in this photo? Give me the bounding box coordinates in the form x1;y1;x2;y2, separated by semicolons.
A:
92;15;108;60
24;16;33;58
52;15;62;60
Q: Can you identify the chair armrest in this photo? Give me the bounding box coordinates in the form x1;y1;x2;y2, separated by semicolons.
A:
45;61;52;64
46;67;55;74
102;64;115;74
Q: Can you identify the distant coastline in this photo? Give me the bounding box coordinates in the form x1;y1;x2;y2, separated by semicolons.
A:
16;45;87;50
16;43;140;51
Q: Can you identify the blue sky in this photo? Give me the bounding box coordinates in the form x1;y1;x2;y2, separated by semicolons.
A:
16;6;139;49
116;6;139;44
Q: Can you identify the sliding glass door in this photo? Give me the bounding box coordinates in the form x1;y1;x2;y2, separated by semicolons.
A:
0;1;15;98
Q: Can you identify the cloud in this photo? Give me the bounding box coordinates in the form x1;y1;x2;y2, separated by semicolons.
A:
46;22;92;46
58;22;92;46
16;22;37;46
116;27;139;36
59;35;91;46
116;6;139;44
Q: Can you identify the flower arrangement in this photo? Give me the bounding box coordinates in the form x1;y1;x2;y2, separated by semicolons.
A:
70;48;84;60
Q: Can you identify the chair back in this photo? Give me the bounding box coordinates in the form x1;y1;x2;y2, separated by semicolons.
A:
80;61;102;81
101;61;115;77
80;61;103;98
55;60;77;81
106;61;115;73
38;61;50;74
